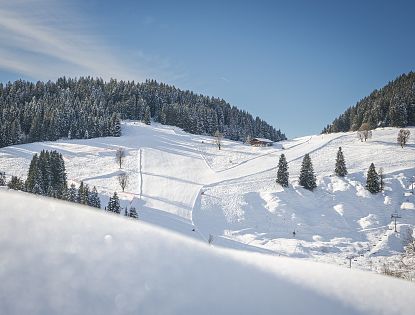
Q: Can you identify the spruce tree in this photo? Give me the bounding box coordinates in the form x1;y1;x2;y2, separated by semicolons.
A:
299;153;317;191
366;163;380;193
66;183;77;202
7;176;25;191
144;106;151;125
129;207;138;219
276;154;289;187
77;181;85;204
88;186;101;208
107;192;121;213
335;147;347;177
0;171;5;186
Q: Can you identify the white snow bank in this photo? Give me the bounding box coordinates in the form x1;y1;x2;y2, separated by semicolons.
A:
0;189;415;315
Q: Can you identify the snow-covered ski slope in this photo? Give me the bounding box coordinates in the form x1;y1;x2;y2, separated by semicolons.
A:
1;121;414;269
1;189;414;315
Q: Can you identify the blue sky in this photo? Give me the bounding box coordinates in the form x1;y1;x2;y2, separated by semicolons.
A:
0;0;414;137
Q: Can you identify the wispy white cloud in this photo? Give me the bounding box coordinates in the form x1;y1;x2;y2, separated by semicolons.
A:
0;0;180;82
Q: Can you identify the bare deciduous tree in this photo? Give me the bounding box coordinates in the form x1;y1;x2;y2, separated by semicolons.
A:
357;123;372;142
117;172;129;192
214;130;223;150
397;129;410;148
115;147;126;169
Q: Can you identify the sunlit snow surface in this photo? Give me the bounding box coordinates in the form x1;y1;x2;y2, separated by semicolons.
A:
1;122;415;271
1;190;415;314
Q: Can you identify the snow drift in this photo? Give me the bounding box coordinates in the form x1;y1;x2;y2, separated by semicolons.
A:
0;189;415;315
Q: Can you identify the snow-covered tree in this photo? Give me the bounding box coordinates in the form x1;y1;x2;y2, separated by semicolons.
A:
144;105;151;125
0;171;6;186
299;154;317;191
397;129;410;148
7;176;25;191
88;186;101;208
276;154;289;187
366;163;380;193
66;183;77;202
107;192;121;214
335;147;347;177
129;206;138;219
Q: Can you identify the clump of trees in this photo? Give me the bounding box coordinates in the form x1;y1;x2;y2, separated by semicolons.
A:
25;150;67;198
7;176;25;191
357;123;372;142
322;71;415;134
0;77;286;149
276;154;289;187
397;129;411;148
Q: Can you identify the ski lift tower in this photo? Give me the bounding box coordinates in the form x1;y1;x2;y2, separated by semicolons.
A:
391;211;401;233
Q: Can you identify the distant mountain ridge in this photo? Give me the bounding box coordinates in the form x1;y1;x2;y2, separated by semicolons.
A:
322;72;415;133
0;77;286;148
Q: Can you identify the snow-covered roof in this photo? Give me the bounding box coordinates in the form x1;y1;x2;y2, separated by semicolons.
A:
251;137;274;143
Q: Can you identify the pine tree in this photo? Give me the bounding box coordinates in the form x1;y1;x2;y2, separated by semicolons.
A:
66;183;77;202
0;171;6;186
77;181;86;204
107;192;121;214
335;147;347;177
88;186;101;208
276;154;289;187
129;206;138;219
7;176;25;191
144;106;151;125
299;153;317;191
366;163;380;193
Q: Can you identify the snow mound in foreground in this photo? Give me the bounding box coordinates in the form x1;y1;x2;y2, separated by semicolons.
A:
0;189;414;315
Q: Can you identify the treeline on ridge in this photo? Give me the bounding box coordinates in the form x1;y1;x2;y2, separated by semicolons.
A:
0;77;286;148
322;72;415;133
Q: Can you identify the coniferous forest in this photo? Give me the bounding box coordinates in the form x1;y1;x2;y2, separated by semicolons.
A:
0;77;286;148
322;72;415;133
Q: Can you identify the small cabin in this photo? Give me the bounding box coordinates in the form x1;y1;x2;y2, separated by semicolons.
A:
249;138;274;147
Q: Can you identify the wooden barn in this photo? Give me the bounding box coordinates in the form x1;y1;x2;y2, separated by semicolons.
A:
249;137;274;147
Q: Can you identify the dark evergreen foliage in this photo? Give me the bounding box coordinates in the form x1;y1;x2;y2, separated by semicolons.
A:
129;206;138;219
88;186;101;208
335;147;347;177
323;72;415;133
66;183;77;202
276;154;289;187
299;154;317;191
77;181;90;205
107;192;121;214
0;171;5;186
366;163;380;193
0;77;286;148
25;150;67;198
7;176;25;191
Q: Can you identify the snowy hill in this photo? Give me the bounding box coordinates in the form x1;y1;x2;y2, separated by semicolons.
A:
1;189;415;315
1;121;415;272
